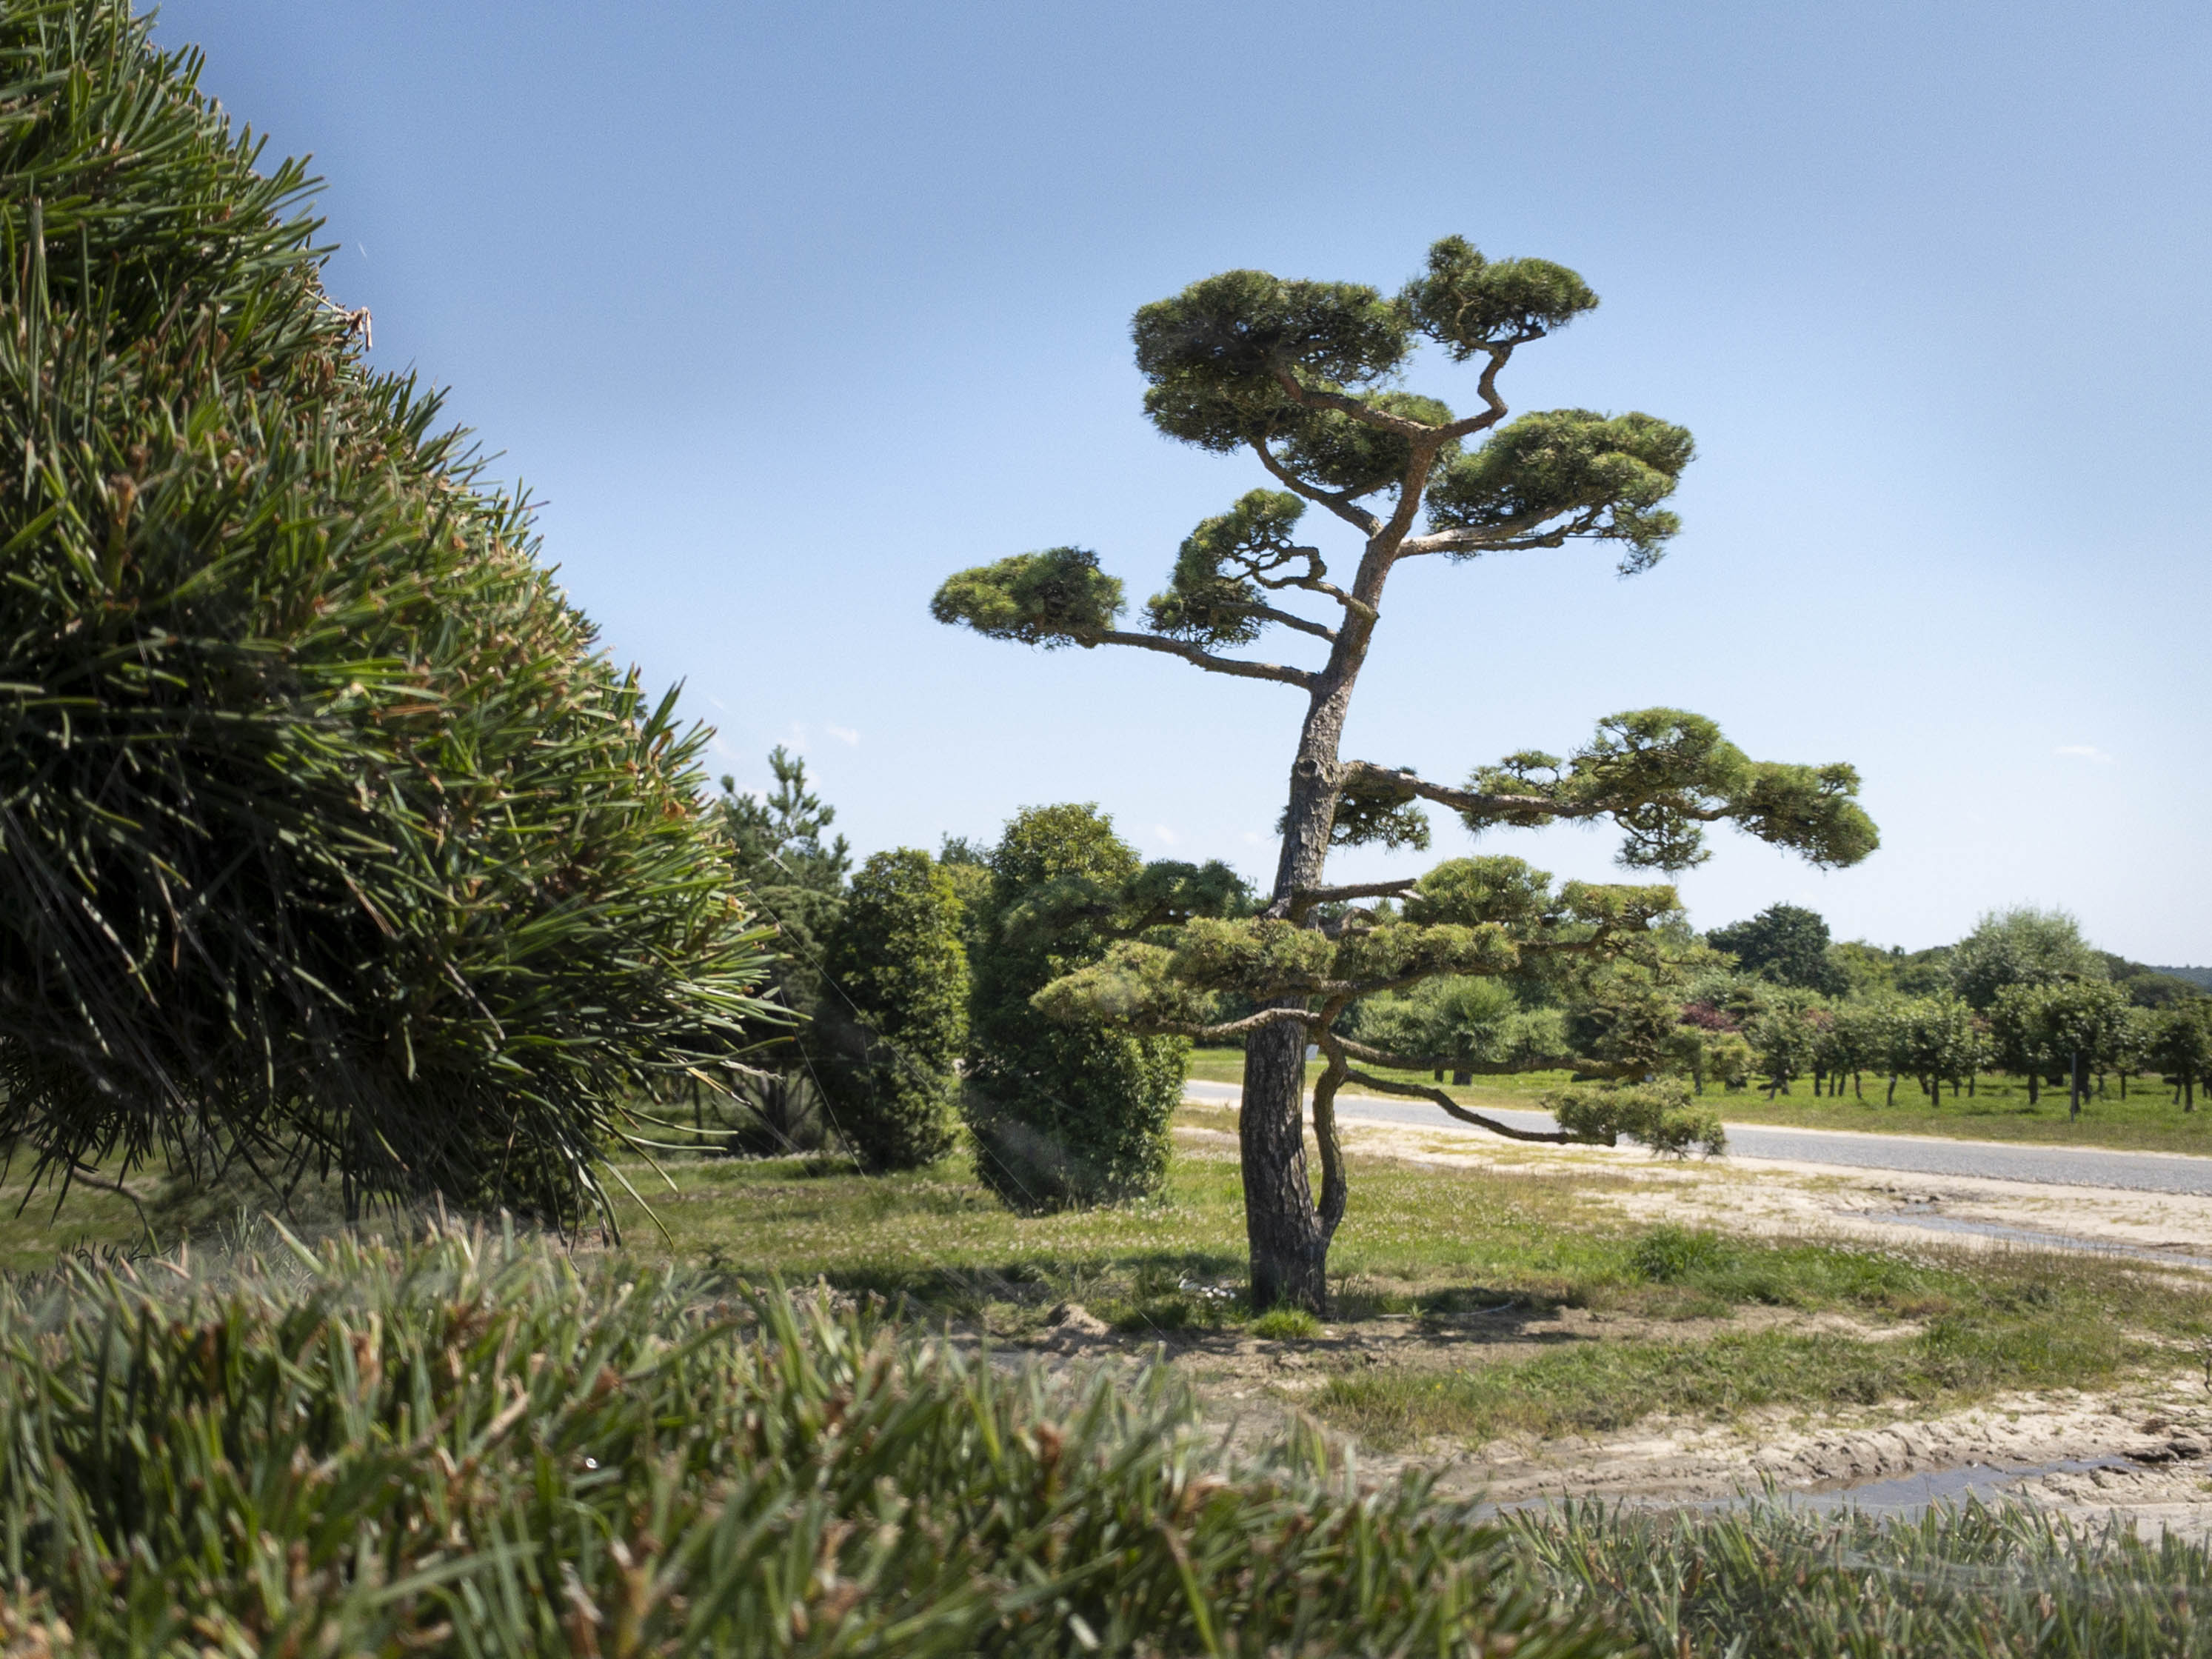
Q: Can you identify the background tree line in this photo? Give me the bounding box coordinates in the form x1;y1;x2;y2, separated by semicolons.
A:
1555;902;2211;1115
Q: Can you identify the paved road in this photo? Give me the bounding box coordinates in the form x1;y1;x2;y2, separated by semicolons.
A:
1183;1081;2212;1196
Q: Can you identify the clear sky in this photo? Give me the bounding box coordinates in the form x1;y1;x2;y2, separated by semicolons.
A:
157;1;2210;961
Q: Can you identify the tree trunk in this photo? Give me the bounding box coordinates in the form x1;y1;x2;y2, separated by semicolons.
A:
1240;1013;1331;1311
1240;600;1374;1312
2027;1072;2039;1106
1886;1074;1897;1106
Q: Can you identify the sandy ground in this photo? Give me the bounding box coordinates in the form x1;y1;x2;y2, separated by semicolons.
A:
1049;1121;2212;1535
1277;1115;2212;1271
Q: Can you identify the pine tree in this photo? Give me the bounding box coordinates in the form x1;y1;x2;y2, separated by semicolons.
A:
0;1;775;1224
935;238;1876;1307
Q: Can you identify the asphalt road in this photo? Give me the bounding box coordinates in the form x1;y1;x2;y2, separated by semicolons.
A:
1182;1081;2212;1197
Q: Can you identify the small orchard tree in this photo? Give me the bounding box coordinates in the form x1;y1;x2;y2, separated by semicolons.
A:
811;849;968;1171
1992;980;2130;1111
2147;1001;2211;1111
935;238;1877;1309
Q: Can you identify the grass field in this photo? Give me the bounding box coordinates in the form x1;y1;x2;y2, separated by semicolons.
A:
9;1112;2209;1455
8;1127;2212;1655
1186;1048;2212;1154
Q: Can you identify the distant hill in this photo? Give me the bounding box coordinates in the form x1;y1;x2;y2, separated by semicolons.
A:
2151;965;2212;991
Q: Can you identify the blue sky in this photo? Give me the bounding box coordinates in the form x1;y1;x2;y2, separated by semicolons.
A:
159;1;2210;961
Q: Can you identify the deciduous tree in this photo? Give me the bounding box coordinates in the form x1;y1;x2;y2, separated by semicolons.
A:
934;238;1877;1309
1708;904;1838;992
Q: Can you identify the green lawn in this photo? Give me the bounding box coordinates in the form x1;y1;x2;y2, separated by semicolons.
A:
11;1117;2209;1455
1186;1048;2212;1154
584;1129;2210;1450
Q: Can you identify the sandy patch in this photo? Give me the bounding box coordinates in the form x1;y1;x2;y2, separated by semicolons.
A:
1175;1117;2212;1273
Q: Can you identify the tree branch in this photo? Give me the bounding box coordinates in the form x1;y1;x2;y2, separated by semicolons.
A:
1335;1035;1593;1076
1438;342;1519;441
1078;629;1320;690
1251;439;1382;536
1399;506;1605;560
1252;561;1369;618
1246;604;1337;643
1339;1066;1576;1144
1266;877;1418;921
1149;1007;1317;1043
1272;370;1434;437
1338;761;1593;822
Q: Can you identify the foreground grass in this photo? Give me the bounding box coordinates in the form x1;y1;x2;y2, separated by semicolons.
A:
1186;1049;2212;1154
0;1224;1611;1658
1514;1498;2212;1658
4;1223;2209;1658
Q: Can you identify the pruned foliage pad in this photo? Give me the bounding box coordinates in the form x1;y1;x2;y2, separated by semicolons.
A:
0;1225;1623;1657
0;1;775;1223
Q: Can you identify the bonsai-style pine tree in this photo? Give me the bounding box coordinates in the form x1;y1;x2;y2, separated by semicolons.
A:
0;1;775;1226
934;238;1877;1309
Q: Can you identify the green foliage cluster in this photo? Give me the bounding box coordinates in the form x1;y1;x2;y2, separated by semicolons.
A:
1546;1081;1725;1158
811;847;969;1171
0;0;774;1225
0;1224;1621;1657
965;806;1197;1209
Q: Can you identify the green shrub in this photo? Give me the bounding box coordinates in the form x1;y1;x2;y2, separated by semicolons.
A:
0;1224;1623;1658
812;847;969;1170
0;0;775;1226
965;804;1188;1209
1548;1081;1726;1156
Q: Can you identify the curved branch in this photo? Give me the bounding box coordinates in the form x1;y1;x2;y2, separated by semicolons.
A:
1077;629;1319;690
1312;1024;1353;1241
1399;505;1606;559
1338;1066;1576;1144
1340;759;1729;828
1250;439;1383;537
1271;370;1434;437
1339;761;1586;821
1334;1035;1600;1077
1437;345;1517;441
